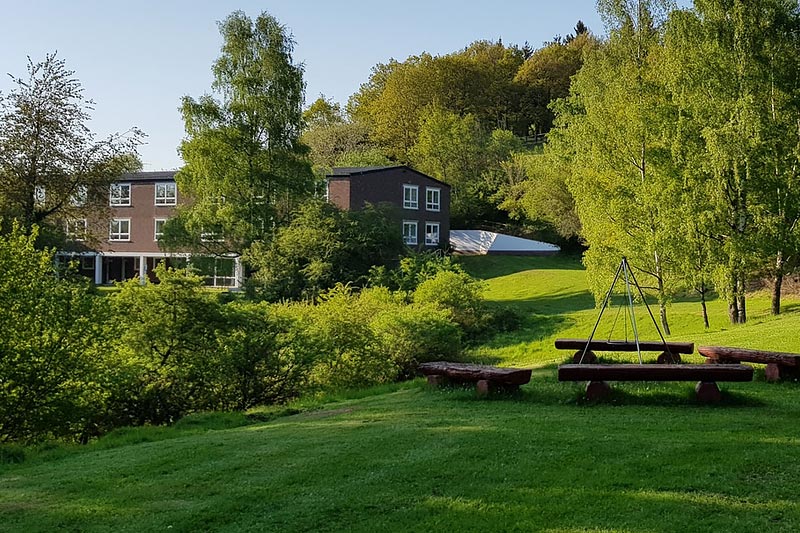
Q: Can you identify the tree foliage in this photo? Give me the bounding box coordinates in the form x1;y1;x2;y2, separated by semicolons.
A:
0;224;109;442
0;53;142;244
168;10;314;256
245;200;405;301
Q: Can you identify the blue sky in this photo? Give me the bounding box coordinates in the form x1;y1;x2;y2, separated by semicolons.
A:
2;1;611;170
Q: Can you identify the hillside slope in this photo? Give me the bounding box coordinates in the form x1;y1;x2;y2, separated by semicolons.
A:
2;255;800;532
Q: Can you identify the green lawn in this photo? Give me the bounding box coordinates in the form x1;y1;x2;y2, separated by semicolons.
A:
459;254;800;367
3;254;800;532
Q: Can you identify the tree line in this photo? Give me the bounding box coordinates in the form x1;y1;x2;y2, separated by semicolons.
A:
525;0;800;329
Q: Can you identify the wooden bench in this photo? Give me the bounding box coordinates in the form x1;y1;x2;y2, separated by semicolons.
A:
699;346;800;382
558;363;753;403
419;361;532;397
555;338;695;364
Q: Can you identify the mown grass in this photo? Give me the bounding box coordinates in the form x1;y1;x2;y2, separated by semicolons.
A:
2;254;800;532
459;254;800;367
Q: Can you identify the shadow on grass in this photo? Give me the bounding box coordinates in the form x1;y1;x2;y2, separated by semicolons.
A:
422;364;768;409
503;291;596;314
565;384;767;408
458;254;586;279
469;314;574;357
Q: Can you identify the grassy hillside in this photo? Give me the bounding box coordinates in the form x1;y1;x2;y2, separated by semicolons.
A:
2;254;800;532
459;254;800;367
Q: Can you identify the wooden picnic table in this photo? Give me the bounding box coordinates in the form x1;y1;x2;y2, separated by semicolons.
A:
419;361;532;397
558;363;753;403
699;345;800;382
555;338;695;364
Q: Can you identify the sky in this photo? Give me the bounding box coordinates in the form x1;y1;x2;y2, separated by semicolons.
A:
1;1;613;170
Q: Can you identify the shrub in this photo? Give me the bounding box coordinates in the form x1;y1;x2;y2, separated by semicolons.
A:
413;270;485;334
369;251;465;295
107;265;225;425
0;224;111;443
370;303;461;378
245;200;405;301
216;302;317;409
293;285;398;390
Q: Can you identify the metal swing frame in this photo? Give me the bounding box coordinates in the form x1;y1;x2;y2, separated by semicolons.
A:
577;257;672;364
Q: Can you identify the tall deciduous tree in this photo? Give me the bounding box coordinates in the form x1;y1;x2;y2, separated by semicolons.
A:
169;11;314;257
663;0;800;323
0;53;142;244
551;0;679;334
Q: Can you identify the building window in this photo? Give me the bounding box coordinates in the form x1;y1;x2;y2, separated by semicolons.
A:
34;185;46;206
200;225;224;242
109;218;131;241
425;222;440;246
154;218;166;241
110;183;131;206
155;182;177;205
426;187;441;212
403;220;418;245
66;219;87;241
80;256;94;270
403;185;419;209
70;185;88;207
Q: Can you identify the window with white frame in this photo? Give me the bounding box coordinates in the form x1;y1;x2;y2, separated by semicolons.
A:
154;218;166;241
66;219;87;241
34;185;46;206
109;183;131;206
426;187;441;212
109;218;130;241
200;225;224;242
70;185;88;207
425;222;440;246
155;182;177;205
403;220;418;245
403;184;419;209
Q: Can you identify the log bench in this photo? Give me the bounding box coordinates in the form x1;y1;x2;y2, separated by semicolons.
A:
558;363;753;403
419;361;532;397
555;338;695;364
699;346;800;382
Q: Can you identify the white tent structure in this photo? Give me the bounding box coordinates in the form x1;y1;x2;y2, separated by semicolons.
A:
449;230;560;256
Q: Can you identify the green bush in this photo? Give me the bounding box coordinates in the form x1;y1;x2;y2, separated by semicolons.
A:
293;285;399;390
369;251;465;295
0;224;111;443
370;303;461;378
107;265;225;425
217;302;317;409
246;200;405;301
413;270;485;334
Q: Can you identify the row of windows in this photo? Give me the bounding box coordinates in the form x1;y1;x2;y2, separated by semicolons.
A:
36;183;178;208
111;182;177;207
402;220;440;246
403;185;440;211
67;218;167;242
67;218;223;243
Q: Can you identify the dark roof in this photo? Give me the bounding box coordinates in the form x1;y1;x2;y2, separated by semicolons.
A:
119;170;177;182
326;165;451;188
329;166;393;176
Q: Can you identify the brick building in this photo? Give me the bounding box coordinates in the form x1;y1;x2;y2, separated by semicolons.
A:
325;166;451;249
59;171;242;288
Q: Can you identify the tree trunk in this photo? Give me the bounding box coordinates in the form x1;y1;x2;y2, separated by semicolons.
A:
728;274;739;324
698;282;710;329
654;250;670;335
772;251;785;315
659;302;671;336
736;268;747;323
